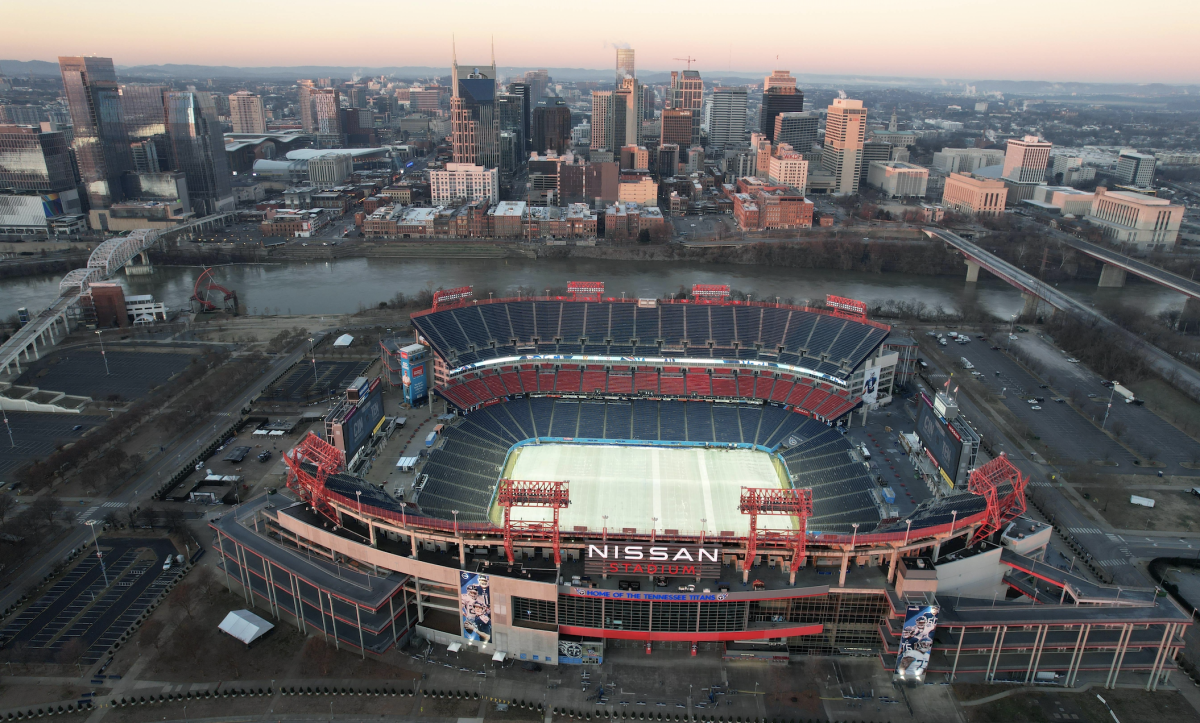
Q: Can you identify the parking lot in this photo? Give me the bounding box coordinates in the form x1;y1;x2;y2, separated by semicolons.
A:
18;350;194;401
0;411;107;479
0;537;179;664
934;331;1200;470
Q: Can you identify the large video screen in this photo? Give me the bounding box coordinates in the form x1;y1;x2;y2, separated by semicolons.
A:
344;386;384;456
916;401;961;478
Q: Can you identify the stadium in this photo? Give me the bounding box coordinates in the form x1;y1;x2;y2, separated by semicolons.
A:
211;282;1189;688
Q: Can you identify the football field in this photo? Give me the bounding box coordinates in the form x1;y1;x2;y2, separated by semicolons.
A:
495;444;790;535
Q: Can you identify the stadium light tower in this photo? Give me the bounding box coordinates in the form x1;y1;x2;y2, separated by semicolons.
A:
497;479;570;568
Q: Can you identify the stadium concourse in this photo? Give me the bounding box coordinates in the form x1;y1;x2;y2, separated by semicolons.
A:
211;284;1190;690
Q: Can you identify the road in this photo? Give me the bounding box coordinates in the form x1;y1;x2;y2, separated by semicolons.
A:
1057;234;1200;300
925;226;1200;398
0;333;323;612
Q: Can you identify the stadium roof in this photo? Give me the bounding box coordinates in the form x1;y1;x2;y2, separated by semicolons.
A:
285;148;389;160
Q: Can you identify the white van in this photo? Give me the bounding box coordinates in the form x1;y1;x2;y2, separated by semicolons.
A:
162;555;173;571
961;357;974;370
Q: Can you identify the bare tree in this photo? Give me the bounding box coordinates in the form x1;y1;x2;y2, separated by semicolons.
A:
29;496;63;528
0;493;15;522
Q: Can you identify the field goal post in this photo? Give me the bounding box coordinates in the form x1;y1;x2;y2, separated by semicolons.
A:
739;486;813;585
497;478;570;568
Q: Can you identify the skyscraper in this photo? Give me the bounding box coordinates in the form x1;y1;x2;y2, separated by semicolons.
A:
451;43;499;168
58;56;132;208
0;124;76;192
165;91;233;215
229;91;267;134
1115;149;1156;188
506;82;532;152
761;70;804;143
297;80;316;131
590;91;613;151
821;98;867;194
618;77;643;147
532;98;572;155
707;87;747;151
119;83;170;173
668;70;703;146
661;109;693;149
496;92;526;167
1002;135;1052;183
774;112;819;152
616;48;635;85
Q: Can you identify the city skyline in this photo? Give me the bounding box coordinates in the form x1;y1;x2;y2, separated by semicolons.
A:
2;0;1198;84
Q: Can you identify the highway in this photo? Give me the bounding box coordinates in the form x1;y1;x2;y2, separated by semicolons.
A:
925;226;1200;397
1056;234;1200;300
0;332;322;612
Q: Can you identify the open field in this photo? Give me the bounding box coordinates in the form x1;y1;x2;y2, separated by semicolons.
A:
499;443;787;535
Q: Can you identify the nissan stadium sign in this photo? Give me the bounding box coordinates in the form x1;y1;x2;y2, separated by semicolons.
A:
583;543;722;577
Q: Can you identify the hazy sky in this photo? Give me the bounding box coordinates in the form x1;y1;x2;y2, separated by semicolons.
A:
4;0;1198;83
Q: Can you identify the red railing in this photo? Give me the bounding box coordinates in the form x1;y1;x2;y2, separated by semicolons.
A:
410;294;892;332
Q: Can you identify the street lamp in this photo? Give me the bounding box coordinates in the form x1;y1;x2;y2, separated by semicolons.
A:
452;509;459;537
2;410;14;448
95;330;110;375
904;519;912;547
602;514;608;542
651;516;658;543
850;522;859;550
308;337;317;394
700;518;707;546
85;520;109;587
1101;381;1118;430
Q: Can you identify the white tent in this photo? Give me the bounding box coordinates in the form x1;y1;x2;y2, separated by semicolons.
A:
333;334;354;347
218;609;274;645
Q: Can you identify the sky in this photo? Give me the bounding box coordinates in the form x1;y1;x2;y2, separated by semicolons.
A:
3;0;1199;84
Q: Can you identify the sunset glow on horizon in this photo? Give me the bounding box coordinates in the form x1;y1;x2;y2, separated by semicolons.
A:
3;0;1199;84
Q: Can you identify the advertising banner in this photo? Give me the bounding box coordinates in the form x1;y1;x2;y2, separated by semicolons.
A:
344;386;384;456
894;604;938;682
862;368;879;405
583;543;722;577
459;571;492;643
916;401;962;479
404;361;427;405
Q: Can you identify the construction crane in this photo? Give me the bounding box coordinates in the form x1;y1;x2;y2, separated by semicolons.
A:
673;56;697;70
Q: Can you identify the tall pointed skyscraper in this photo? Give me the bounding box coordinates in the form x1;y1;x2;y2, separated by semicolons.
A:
165;90;234;215
450;39;500;168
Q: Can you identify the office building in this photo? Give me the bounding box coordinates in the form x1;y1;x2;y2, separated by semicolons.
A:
642;86;655;121
867;161;929;198
229;91;267;134
532;99;572;155
618;78;643;147
860;142;893;183
119;84;170;173
506;82;532;152
1029;186;1095;216
656;143;679;178
1085;187;1183;249
617;173;657;206
0;124;77;193
661;109;693;149
761;70;804;142
620;145;649;171
451;46;500;168
590;91;613;151
668;70;703;146
497;92;527;163
751;132;772;181
430;163;499;205
1002;135;1051;184
942;172;1007;216
821;98;867;195
767;143;808;191
571;120;590;148
59;56;133;208
165;91;234;215
707;87;747;151
616;48;635;84
931;148;1006;174
1115;149;1156;189
583;161;618;206
774;112;818;153
307;152;353;189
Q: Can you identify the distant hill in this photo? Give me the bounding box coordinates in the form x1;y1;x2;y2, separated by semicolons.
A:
3;59;1196;96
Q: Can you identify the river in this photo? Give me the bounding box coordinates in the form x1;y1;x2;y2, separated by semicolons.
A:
0;257;1188;322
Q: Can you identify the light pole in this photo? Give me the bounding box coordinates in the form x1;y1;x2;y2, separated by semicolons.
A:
700;518;707;546
850;522;859;550
602;514;608;542
2;410;13;448
309;337;318;395
86;520;109;587
1006;314;1016;352
452;509;459;537
651;516;658;543
951;510;958;536
904;519;912;547
95;330;110;375
1101;382;1118;430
